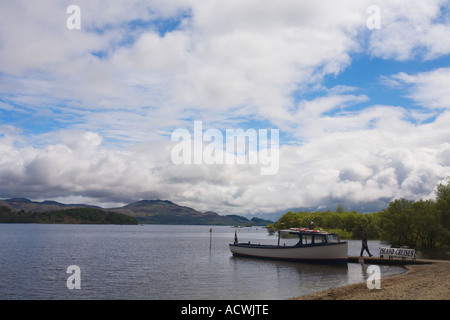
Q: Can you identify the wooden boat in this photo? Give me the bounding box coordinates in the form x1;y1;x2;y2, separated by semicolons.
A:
229;228;348;264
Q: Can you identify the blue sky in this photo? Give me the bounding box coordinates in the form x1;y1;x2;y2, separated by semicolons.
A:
322;54;450;121
1;0;450;217
2;53;448;136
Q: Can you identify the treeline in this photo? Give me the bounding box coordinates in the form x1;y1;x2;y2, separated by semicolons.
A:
0;207;138;225
271;209;378;240
271;178;450;250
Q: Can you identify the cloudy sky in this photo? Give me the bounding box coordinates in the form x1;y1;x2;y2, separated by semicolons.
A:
1;0;450;218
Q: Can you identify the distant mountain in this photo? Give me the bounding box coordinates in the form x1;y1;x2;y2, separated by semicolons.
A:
0;206;138;225
0;198;273;226
112;200;272;226
0;198;101;213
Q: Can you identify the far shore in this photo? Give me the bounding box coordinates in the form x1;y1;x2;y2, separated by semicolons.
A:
291;259;450;300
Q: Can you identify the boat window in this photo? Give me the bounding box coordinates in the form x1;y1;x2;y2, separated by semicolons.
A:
314;235;326;244
302;235;312;244
279;232;301;246
327;234;340;243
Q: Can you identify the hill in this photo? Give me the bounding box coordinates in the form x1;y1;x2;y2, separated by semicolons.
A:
0;198;272;226
0;198;100;212
111;200;272;226
0;206;138;225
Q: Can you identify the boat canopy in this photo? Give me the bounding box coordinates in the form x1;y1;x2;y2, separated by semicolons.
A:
278;228;341;245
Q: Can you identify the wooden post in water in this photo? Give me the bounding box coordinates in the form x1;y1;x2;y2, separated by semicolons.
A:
209;228;212;251
277;231;280;247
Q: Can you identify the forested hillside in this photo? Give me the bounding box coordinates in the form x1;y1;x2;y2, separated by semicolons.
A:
0;207;138;225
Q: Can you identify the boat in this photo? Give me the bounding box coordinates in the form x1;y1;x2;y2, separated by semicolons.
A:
229;228;348;264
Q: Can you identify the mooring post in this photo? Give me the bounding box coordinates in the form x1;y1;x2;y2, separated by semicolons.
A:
209;228;212;251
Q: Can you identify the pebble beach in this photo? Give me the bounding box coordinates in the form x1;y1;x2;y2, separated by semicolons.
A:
291;260;450;300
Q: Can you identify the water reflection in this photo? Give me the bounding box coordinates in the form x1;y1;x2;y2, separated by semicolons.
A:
230;255;348;276
228;255;351;299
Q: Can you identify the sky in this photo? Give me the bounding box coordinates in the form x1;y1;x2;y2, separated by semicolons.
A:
1;0;450;219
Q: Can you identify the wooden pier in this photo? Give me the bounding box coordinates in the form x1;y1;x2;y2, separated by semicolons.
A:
348;256;433;266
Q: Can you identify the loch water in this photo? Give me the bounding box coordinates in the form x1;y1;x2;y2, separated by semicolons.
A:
0;223;406;300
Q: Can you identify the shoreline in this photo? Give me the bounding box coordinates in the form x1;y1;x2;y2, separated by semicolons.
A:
290;259;450;300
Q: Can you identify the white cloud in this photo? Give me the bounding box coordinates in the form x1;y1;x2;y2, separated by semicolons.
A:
367;0;450;60
0;128;170;203
2;109;449;215
387;67;450;109
0;0;370;123
2;0;449;120
1;1;450;217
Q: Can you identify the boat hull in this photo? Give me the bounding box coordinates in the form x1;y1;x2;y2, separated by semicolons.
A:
229;242;348;264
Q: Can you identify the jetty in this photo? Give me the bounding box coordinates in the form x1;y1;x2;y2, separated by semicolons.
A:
348;256;433;266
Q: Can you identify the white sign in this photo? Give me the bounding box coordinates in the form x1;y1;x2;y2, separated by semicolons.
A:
379;247;415;259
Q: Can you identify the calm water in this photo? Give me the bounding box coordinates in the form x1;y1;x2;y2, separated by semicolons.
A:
0;224;406;300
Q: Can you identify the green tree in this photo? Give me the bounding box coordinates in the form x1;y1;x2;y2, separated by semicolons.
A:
274;211;303;229
379;196;449;250
436;177;450;230
378;198;416;248
411;199;444;249
336;203;345;213
273;209;380;240
352;213;378;239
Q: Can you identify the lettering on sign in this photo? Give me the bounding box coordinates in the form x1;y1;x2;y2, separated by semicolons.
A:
379;247;415;258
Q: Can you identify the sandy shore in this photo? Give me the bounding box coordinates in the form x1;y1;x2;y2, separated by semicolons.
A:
291;260;450;300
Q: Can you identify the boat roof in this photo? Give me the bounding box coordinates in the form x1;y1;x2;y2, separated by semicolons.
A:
281;228;331;234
